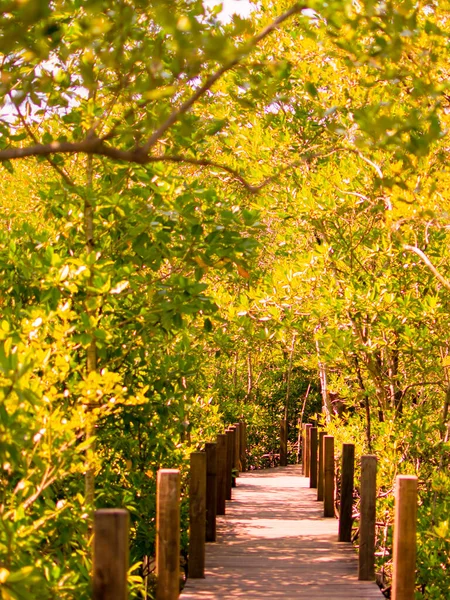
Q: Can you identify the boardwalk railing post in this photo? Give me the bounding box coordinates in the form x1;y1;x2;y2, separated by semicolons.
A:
338;443;355;542
239;421;247;472
156;469;180;600
216;433;227;515
205;442;217;542
323;435;335;518
317;431;326;501
304;423;312;476
225;429;233;499
359;455;377;580
280;418;288;467
392;475;418;600
233;422;241;475
189;453;206;578
309;427;318;488
229;426;237;488
93;509;129;600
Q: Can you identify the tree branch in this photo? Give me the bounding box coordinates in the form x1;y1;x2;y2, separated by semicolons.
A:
141;2;307;153
403;244;450;292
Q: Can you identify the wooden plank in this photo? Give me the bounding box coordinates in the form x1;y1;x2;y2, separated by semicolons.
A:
180;466;383;600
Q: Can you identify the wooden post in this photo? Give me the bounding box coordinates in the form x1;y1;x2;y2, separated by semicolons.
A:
280;418;288;467
317;431;326;501
216;433;227;515
229;426;237;488
188;453;206;578
93;509;129;600
239;421;247;472
392;475;418;600
228;426;236;488
233;422;241;474
309;427;318;488
205;442;217;542
156;469;180;600
323;435;335;518
359;455;377;580
338;443;355;542
304;423;312;476
225;429;233;499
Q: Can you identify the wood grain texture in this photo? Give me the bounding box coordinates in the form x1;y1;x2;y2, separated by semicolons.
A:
225;429;233;500
304;424;312;477
338;443;355;542
359;455;377;581
392;475;417;600
309;427;318;489
180;466;383;599
205;443;217;543
317;431;326;502
93;509;129;600
189;452;206;578
324;436;335;518
216;434;228;515
156;469;180;600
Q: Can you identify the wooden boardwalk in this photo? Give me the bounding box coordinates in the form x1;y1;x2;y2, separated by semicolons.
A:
180;465;383;599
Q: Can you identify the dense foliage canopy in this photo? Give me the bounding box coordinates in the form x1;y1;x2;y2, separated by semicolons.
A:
0;0;449;598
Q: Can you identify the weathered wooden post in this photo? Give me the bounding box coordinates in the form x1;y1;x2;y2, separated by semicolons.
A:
225;429;233;499
392;475;418;600
188;453;206;578
359;455;377;580
323;435;335;518
304;423;312;477
280;418;288;467
205;442;217;542
156;469;180;600
338;443;355;542
309;427;318;488
317;431;326;501
216;433;227;515
229;426;237;488
239;420;247;472
93;509;129;600
233;422;241;474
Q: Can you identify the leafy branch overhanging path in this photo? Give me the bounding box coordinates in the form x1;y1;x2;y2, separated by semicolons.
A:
180;465;383;599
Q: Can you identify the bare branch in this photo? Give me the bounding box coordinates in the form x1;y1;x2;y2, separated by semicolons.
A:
403;244;450;292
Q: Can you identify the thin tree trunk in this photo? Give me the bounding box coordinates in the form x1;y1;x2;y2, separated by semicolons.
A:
353;355;372;452
284;333;296;422
85;154;97;507
315;332;332;421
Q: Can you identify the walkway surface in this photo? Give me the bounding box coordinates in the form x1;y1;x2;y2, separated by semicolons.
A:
180;465;383;599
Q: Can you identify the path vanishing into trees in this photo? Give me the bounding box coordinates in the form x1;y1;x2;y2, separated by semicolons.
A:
180;465;383;600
